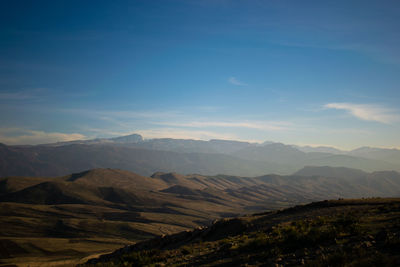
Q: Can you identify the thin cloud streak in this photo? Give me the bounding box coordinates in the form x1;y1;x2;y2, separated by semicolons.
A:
154;121;290;131
0;88;47;100
0;92;34;100
77;127;136;138
0;128;86;145
136;128;250;142
324;102;399;124
61;108;183;120
62;108;292;132
228;77;247;86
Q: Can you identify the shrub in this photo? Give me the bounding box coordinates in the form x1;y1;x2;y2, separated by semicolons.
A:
121;249;162;266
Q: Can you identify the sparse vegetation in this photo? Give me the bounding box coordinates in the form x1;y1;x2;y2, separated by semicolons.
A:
87;198;400;266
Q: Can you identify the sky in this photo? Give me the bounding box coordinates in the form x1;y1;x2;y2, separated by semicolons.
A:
0;0;400;149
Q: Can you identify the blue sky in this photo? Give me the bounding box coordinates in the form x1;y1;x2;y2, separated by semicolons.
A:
0;0;399;149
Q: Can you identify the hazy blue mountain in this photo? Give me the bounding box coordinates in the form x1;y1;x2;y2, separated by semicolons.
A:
293;166;368;178
135;138;220;153
303;152;397;172
109;134;143;143
234;143;398;172
0;143;285;178
295;145;345;154
132;138;257;154
349;147;400;165
43;133;144;146
2;135;400;178
39;133;400;167
208;139;257;154
234;143;305;163
48;135;256;154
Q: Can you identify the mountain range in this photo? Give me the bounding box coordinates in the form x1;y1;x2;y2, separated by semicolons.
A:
1;134;399;178
2;134;400;264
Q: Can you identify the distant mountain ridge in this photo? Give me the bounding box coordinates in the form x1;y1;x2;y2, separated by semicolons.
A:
293;166;368;178
38;133;400;155
0;134;399;178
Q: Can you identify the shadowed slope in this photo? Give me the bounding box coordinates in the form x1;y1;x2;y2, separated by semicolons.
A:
86;198;400;266
0;181;84;205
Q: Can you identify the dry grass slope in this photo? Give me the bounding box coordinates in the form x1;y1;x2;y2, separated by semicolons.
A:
86;198;400;266
1;168;400;266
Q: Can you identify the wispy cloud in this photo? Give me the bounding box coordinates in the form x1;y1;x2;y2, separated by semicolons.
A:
155;120;290;131
61;108;291;132
0;128;85;145
62;108;183;120
0;88;47;100
136;128;245;141
0;92;33;100
228;77;247;86
324;102;399;124
77;127;133;138
195;106;222;112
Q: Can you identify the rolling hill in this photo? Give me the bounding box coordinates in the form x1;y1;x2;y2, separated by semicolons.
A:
1;167;400;265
